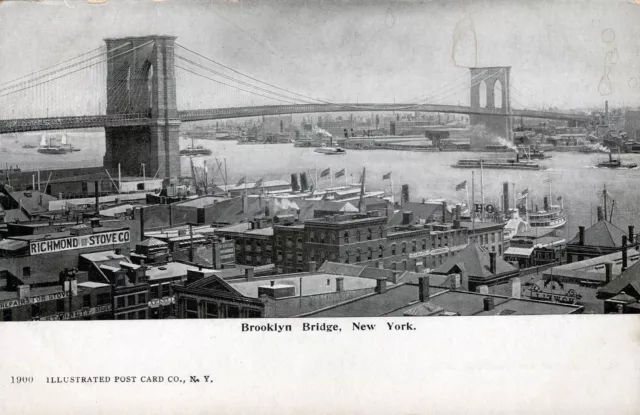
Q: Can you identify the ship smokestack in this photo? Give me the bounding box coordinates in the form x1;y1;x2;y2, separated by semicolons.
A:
622;235;628;271
629;226;635;244
300;172;309;192
290;174;300;192
578;226;585;246
543;196;549;211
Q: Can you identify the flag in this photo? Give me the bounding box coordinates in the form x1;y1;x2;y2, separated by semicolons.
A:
516;188;529;199
236;176;245;186
557;196;563;202
320;167;330;178
455;180;467;191
382;172;392;180
253;178;264;188
335;168;345;178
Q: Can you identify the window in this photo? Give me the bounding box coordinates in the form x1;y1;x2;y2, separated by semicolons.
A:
226;305;240;318
116;297;125;309
379;245;384;258
309;231;315;242
422;239;427;250
356;249;362;263
127;294;136;307
205;303;218;318
150;285;159;299
344;231;350;243
297;252;303;262
97;293;110;306
368;247;373;260
320;232;325;243
412;240;417;252
83;295;91;308
22;267;31;277
247;309;261;318
356;230;362;242
401;242;407;254
367;228;373;241
3;309;12;321
345;250;350;264
56;299;65;313
31;304;41;318
137;310;146;319
329;252;336;261
185;298;199;319
116;275;126;287
391;244;396;255
138;293;146;304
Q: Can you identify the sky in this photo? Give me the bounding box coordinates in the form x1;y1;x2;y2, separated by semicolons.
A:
1;0;640;119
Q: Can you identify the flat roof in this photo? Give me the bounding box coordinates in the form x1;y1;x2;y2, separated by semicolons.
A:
146;262;209;281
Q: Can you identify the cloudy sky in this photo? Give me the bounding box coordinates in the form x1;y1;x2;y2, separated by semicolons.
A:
1;0;639;118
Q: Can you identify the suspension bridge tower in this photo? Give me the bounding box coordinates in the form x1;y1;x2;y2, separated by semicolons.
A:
103;36;181;178
469;66;513;144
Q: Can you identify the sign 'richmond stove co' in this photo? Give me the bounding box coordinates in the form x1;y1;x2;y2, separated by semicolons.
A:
29;230;130;255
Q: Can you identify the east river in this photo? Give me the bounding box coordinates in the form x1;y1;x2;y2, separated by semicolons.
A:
3;129;640;239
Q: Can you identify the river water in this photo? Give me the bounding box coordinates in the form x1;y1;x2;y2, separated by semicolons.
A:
3;129;640;239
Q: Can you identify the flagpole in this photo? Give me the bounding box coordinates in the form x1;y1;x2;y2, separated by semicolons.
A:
471;171;475;239
390;175;394;206
480;159;484;222
330;166;333;188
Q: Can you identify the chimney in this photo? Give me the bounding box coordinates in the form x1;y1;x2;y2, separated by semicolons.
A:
460;269;469;290
455;205;461;221
543;196;549;211
477;285;489;294
402;211;414;225
418;276;430;301
115;248;122;255
17;285;30;300
511;277;521;299
441;201;447;223
94;180;100;215
245;267;255;281
629;226;635;244
139;207;145;239
604;262;613;284
270;280;275;286
489;252;496;274
483;297;495;311
452;273;461;290
503;182;509;213
241;195;248;214
291;174;300;192
622;235;628;271
38;194;43;206
375;278;387;294
70;279;78;296
578;226;585;246
308;261;316;273
335;277;344;292
597;206;604;221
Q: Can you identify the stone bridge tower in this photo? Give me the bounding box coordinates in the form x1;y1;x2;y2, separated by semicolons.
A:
103;36;181;178
469;66;513;145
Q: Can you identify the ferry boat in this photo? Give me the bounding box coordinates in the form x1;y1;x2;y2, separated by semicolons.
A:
314;146;347;155
527;201;567;230
596;152;637;169
451;157;541;170
180;136;212;157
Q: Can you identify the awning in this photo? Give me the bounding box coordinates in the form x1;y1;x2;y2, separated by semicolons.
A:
504;247;534;258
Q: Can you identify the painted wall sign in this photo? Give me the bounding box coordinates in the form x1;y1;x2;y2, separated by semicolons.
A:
408;244;466;259
36;304;112;321
148;296;175;308
29;230;130;255
526;285;582;305
0;291;69;310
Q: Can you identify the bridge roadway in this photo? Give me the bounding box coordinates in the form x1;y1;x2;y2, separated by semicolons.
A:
0;103;591;134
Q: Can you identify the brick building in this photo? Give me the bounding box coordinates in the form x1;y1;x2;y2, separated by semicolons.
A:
215;219;275;268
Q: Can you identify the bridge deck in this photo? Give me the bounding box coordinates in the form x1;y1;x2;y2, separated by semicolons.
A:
0;104;590;134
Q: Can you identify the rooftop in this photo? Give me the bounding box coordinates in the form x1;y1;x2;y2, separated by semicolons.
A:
568;220;630;248
146;262;206;281
433;243;517;278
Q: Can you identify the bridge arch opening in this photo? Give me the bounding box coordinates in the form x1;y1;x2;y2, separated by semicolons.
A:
479;80;487;108
494;79;503;109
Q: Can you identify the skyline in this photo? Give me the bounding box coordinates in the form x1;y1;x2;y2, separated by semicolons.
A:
0;0;639;118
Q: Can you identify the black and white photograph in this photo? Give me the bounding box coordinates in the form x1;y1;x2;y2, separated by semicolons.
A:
0;0;639;412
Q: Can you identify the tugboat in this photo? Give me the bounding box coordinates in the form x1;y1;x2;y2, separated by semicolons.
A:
314;145;347;155
596;151;638;169
517;145;551;160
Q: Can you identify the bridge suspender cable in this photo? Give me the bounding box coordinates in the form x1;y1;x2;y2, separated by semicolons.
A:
0;41;154;98
175;43;334;105
175;65;299;104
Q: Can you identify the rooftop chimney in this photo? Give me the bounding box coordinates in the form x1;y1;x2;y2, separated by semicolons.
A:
94;180;100;215
241;195;248;214
629;226;635;244
604;262;613;284
308;261;316;273
245;267;255;281
455;205;461;221
375;278;387;294
335;277;344;292
622;235;628;271
402;211;414;225
483;297;495;311
418;276;430;302
511;277;521;299
17;285;30;300
578;226;585;246
597;206;604;222
489;252;497;274
441;201;447;223
503;182;509;213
